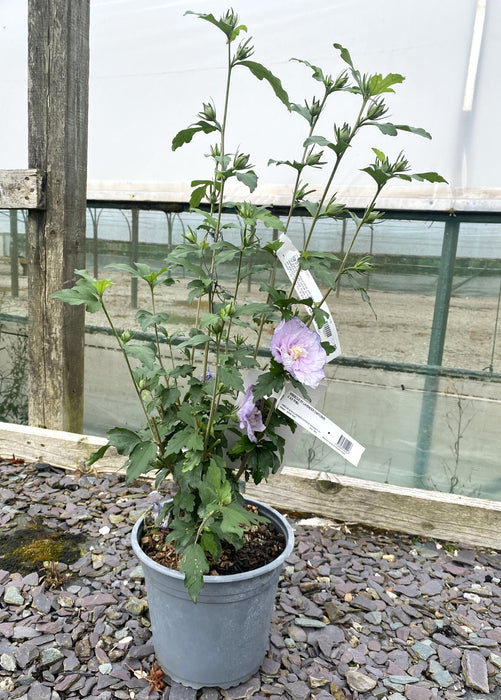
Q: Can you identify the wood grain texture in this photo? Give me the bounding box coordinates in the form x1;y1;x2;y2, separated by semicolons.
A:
0;170;45;209
26;0;90;432
1;422;500;550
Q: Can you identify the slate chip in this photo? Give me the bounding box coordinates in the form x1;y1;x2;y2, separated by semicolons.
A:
2;459;501;698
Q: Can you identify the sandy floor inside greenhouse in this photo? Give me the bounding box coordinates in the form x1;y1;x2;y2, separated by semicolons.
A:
1;265;500;373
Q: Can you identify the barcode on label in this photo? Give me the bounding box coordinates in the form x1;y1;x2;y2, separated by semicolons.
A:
320;323;333;338
336;435;353;454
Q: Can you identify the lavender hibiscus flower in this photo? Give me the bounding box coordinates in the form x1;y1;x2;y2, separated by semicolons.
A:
199;368;216;382
271;317;327;388
237;384;265;443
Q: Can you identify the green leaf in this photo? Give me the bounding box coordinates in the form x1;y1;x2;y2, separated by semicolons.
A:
172;122;218;151
368;122;432;139
176;333;213;349
409;171;448;183
185;11;246;41
51;286;102;313
237;60;290;108
106;427;141;455
180;543;209;603
333;43;355;69
368;72;405;95
290;102;313;123
85;443;110;467
51;272;113;313
135;310;170;332
372;148;386;162
124;343;157;369
125;440;158;482
200;531;219;559
219;502;264;539
291;58;327;84
177;401;197;428
257;210;285;230
304;135;334;150
235;170;258;192
160;386;181;409
218;365;244;392
167;364;195;380
253;363;285;401
164;426;193;456
189;184;209;208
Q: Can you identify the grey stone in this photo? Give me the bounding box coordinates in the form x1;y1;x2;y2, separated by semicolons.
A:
199;690;220;700
130;565;145;579
279;680;309;700
31;593;52;614
405;686;433;700
260;655;281;676
462;649;490;693
12;626;40;640
428;660;454;688
53;674;80;692
38;647;64;669
124;595;149;615
323;600;343;622
79;592;117;607
27;682;51;700
0;653;16;671
294;617;326;628
99;662;113;674
3;586;24;606
351;594;378;611
15;643;39;669
75;637;92;659
345;669;377;692
169;683;198;700
411;641;436;660
420;579;443;596
388;675;418;685
127;643;155;659
364;610;382;624
437;644;461;674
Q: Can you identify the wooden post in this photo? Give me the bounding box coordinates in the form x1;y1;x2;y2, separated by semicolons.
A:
10;210;19;298
26;0;90;432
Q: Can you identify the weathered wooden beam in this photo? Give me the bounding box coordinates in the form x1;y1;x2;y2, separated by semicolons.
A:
0;169;45;209
26;0;90;432
1;421;501;551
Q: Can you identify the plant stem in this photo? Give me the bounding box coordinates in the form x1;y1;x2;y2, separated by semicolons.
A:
203;335;222;451
315;187;382;312
101;299;162;448
287;98;369;296
150;286;167;374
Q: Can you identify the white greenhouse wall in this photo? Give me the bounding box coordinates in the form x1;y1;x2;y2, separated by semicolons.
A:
1;0;500;208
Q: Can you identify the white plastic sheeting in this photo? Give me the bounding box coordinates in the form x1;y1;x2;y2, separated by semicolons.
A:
1;0;500;210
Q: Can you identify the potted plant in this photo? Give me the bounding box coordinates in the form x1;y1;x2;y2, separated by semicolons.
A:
54;8;445;689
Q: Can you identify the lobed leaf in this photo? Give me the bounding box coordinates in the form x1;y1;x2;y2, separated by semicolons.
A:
180;543;209;603
125;440;158;483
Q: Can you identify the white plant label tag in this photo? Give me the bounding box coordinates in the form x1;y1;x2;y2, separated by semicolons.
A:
277;390;365;467
276;233;341;360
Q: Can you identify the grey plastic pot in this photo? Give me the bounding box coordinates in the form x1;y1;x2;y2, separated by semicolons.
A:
131;498;294;689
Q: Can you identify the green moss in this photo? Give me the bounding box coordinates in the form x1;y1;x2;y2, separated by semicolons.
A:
0;525;88;575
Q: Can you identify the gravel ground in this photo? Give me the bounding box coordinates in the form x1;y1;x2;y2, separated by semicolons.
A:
1;458;501;700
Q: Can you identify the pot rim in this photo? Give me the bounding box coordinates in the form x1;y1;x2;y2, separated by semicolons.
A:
131;497;294;584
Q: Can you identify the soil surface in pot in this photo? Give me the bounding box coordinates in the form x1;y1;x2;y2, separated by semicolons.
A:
140;513;285;576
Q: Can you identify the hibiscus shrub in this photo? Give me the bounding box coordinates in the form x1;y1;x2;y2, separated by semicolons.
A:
54;9;445;600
